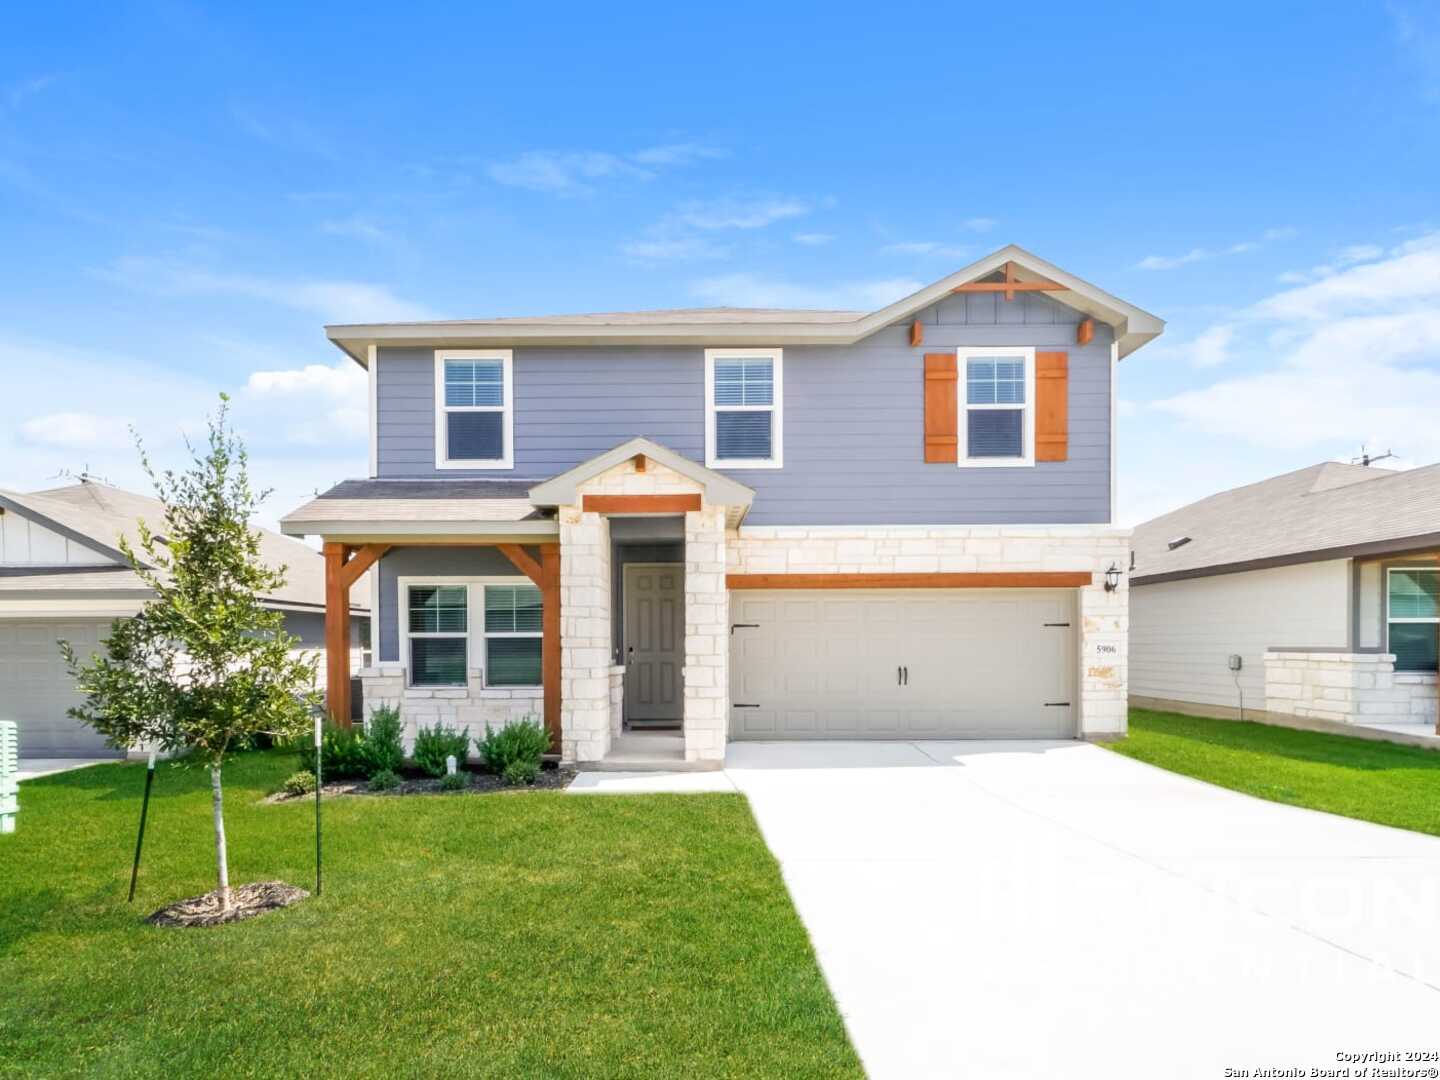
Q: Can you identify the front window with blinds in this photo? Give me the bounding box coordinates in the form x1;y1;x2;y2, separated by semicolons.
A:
706;348;783;468
484;584;543;687
435;350;513;469
958;347;1035;467
1387;568;1439;672
408;585;468;687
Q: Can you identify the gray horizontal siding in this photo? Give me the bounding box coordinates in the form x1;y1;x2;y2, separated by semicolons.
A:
375;290;1112;525
375;547;528;663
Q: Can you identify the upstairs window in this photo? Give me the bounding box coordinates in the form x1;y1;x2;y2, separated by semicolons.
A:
706;348;783;468
958;346;1035;467
435;349;513;469
1387;568;1439;672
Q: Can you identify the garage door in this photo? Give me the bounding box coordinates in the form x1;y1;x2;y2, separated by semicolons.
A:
729;590;1076;739
0;619;122;757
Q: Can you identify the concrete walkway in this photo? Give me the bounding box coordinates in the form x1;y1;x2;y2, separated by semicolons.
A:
576;741;1440;1078
16;758;114;782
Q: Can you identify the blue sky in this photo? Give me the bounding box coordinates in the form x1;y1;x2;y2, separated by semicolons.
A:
3;1;1439;528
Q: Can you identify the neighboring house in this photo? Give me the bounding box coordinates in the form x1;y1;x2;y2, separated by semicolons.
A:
0;480;370;758
1130;462;1440;736
281;245;1162;769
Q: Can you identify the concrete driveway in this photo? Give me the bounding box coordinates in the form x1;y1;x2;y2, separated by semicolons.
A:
721;741;1440;1079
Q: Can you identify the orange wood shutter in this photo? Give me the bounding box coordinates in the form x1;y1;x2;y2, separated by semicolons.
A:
1035;351;1068;462
923;353;958;462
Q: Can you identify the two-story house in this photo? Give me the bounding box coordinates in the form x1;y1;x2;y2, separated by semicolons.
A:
280;245;1163;769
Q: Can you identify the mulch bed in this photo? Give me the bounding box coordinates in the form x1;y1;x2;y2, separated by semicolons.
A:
264;765;577;804
148;881;308;928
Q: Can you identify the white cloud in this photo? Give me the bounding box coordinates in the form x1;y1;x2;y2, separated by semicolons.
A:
1391;2;1440;101
879;241;972;259
620;235;729;261
673;197;810;230
1149;232;1440;462
962;217;997;232
243;361;368;445
320;216;394;245
487;141;725;194
99;256;433;322
690;273;922;311
19;412;133;450
793;232;834;246
1137;227;1298;271
1188;325;1236;368
4;74;57;112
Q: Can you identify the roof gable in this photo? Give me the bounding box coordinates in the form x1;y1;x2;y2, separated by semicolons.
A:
527;437;755;512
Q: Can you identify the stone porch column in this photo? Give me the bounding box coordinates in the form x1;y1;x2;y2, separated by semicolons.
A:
683;505;729;764
558;506;613;763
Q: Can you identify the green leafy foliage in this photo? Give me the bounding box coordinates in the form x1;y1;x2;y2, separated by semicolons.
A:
298;723;369;780
281;771;316;796
367;769;401;792
360;705;405;776
438;770;470;792
477;717;548;784
413;722;471;777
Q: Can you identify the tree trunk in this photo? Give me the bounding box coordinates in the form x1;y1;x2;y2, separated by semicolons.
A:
211;764;231;911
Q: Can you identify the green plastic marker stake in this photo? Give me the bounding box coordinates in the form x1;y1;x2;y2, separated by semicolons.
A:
128;751;157;903
314;714;323;896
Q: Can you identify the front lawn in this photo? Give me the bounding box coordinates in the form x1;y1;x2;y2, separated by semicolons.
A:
1107;708;1440;837
0;751;860;1079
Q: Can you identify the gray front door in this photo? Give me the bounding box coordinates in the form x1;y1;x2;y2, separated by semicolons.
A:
623;564;684;723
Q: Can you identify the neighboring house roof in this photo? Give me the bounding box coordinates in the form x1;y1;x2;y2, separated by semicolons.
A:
0;481;368;613
325;244;1166;365
1131;462;1440;585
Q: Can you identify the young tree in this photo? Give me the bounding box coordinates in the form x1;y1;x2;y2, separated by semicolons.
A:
62;397;319;911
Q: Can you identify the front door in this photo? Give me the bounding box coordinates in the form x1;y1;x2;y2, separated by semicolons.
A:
623;563;684;724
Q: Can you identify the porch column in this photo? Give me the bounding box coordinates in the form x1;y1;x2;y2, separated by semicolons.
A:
540;542;562;753
558;507;613;763
683;505;729;764
323;542;351;726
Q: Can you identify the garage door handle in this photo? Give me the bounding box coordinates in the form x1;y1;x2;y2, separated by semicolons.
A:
733;703;760;709
1044;701;1071;707
902;666;909;685
1044;622;1071;628
730;623;760;635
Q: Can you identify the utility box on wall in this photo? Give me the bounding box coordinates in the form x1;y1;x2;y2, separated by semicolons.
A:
0;721;17;834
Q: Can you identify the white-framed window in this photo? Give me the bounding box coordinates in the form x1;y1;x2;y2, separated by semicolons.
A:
406;584;469;687
705;347;782;468
399;577;543;689
957;346;1035;468
1386;567;1439;672
434;349;514;470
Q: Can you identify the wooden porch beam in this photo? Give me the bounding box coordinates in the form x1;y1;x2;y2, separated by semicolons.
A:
496;543;544;587
582;494;702;513
951;281;1066;294
337;542;391;591
726;571;1094;590
323;542;352;727
540;543;561;754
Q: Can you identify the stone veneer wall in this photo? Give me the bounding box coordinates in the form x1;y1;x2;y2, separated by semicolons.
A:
684;506;729;762
355;667;543;756
558;506;613;763
726;525;1132;736
1264;651;1438;725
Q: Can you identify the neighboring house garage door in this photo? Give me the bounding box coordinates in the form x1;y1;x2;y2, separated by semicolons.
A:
729;590;1076;739
0;619;121;757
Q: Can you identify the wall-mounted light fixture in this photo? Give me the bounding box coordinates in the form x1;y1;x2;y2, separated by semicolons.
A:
1103;563;1121;592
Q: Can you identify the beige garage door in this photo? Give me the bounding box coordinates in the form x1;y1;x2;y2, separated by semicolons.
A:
729;590;1076;740
0;619;121;757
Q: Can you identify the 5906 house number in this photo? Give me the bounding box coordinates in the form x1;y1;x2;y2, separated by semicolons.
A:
1092;643;1119;656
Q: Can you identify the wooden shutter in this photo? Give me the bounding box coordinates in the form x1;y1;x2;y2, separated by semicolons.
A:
923;353;958;462
1035;351;1068;462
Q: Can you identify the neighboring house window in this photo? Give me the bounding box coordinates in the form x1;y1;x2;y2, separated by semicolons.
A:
484;584;543;687
705;348;783;468
407;585;468;687
434;349;514;469
1387;568;1439;672
958;346;1035;467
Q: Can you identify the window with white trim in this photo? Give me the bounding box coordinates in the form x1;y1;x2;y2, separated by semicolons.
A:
435;349;513;469
706;348;782;468
1387;567;1439;672
407;585;468;687
958;346;1035;467
483;583;543;687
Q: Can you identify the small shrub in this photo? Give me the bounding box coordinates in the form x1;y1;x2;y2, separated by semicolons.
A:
477;717;548;781
439;770;470;792
412;722;470;777
298;722;368;779
502;758;540;786
367;768;401;792
281;770;316;796
360;705;405;776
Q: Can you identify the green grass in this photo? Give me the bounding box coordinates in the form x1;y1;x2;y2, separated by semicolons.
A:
1106;708;1440;836
0;752;860;1079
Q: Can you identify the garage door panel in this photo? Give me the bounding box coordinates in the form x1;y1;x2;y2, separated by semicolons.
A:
730;589;1075;740
1;619;121;757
